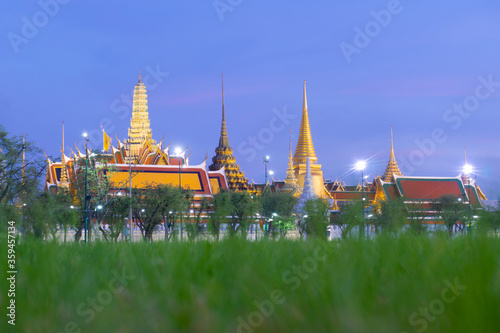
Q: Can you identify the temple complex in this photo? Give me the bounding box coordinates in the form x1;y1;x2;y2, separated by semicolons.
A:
208;75;251;191
45;74;488;223
45;72;228;199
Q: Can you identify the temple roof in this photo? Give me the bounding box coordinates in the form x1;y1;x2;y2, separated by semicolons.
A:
394;175;466;201
383;126;402;182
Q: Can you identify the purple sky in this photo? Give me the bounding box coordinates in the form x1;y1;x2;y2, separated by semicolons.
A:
2;1;499;199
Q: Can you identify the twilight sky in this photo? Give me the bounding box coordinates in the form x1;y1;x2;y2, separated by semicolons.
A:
1;1;500;199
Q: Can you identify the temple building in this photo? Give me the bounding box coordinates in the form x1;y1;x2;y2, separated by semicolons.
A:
280;130;302;196
208;74;251;191
45;72;228;198
292;82;331;198
327;128;487;221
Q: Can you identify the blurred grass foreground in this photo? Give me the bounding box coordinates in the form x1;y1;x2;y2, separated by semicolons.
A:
1;235;500;333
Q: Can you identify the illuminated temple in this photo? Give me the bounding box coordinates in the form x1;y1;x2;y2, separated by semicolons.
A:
45;74;488;219
45;72;228;198
208;75;251;191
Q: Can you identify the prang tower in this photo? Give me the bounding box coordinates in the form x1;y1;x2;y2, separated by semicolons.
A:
126;71;156;161
293;81;325;197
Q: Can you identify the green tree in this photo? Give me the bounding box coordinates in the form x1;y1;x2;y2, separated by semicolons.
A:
131;184;191;241
21;190;78;241
371;198;407;235
432;194;468;236
209;189;232;241
331;202;363;239
476;201;500;236
302;198;330;240
263;192;297;238
185;197;209;241
227;191;258;238
0;126;46;205
70;152;132;242
405;201;428;235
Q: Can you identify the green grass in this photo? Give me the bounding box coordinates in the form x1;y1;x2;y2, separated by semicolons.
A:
1;235;500;332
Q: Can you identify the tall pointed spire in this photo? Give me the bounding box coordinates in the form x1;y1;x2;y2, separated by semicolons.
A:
282;129;300;195
60;120;69;187
293;81;317;165
219;73;229;148
209;74;250;191
382;126;402;182
127;70;154;159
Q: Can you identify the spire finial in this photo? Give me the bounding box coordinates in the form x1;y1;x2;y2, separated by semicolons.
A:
218;73;229;147
294;80;317;164
390;125;394;157
62;119;65;154
303;81;307;110
222;73;225;124
138;69;142;83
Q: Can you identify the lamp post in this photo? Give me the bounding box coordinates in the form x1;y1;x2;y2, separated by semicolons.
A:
83;133;89;243
463;164;473;234
175;147;183;240
263;155;270;236
355;160;367;238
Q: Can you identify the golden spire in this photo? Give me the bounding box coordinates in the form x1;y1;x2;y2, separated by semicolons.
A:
283;129;300;194
60;120;69;186
127;71;153;159
293;81;317;165
219;73;229;148
382;126;402;182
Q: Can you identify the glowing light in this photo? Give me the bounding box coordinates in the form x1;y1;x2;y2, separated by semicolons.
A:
463;164;473;175
82;132;88;138
174;147;182;156
355;160;367;171
269;170;274;175
97;205;103;210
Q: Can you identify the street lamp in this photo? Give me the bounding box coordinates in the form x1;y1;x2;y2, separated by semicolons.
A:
463;163;474;233
83;132;89;243
263;155;270;235
355;160;367;238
